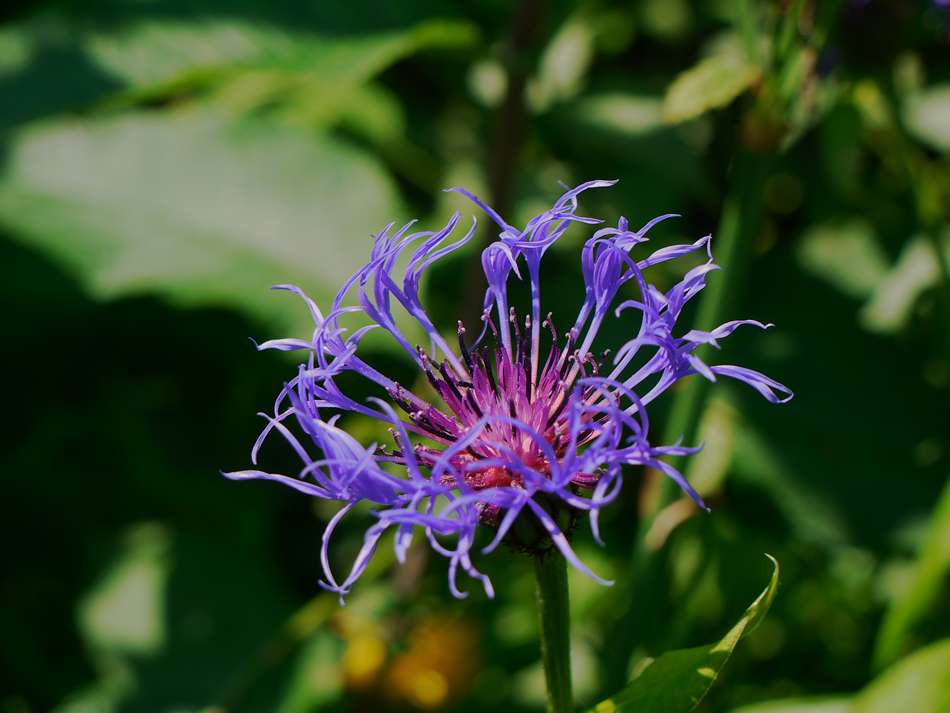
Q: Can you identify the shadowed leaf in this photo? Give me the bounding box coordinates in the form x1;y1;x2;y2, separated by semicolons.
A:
587;555;779;713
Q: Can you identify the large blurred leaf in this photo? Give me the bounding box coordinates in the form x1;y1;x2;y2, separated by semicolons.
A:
56;524;173;713
587;556;779;713
853;637;950;713
662;55;759;124
576;93;665;136
795;219;889;301
528;12;595;112
0;110;405;332
0;26;32;77
732;637;950;713
86;18;477;89
77;523;172;657
276;631;344;713
0;13;476;137
902;85;950;153
729;698;851;713
873;476;950;668
859;232;950;335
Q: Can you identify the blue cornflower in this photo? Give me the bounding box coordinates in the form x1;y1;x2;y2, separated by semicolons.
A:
226;180;792;602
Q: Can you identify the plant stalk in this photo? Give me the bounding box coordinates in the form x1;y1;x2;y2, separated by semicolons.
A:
601;147;774;694
535;551;574;713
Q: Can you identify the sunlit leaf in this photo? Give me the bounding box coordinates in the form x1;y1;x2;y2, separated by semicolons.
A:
0;110;405;334
728;636;950;713
576;93;665;136
855;638;950;713
795;219;889;300
0;13;476;136
277;632;345;713
902;85;950;153
640;0;694;43
528;13;595;112
77;522;172;656
663;55;759;124
859;232;950;334
729;697;852;713
874;477;950;668
85;17;477;89
0;26;32;78
587;555;779;713
684;396;738;498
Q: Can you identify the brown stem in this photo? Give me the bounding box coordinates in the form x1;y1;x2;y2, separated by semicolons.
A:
460;0;546;332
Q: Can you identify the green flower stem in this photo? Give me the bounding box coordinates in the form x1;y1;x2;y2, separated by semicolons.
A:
535;550;574;713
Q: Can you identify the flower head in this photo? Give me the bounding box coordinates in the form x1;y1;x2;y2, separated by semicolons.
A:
226;180;792;602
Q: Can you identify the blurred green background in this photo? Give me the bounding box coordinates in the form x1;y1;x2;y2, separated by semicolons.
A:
2;0;950;711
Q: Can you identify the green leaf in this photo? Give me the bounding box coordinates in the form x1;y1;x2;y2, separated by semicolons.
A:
575;93;665;136
85;17;478;90
662;55;759;124
0;26;32;78
858;232;950;335
795;219;889;301
275;631;345;713
78;17;469;181
851;637;950;713
873;476;950;668
902;85;950;153
0;110;405;334
528;13;596;112
729;697;852;713
77;522;172;657
731;696;851;713
0;13;476;134
726;637;950;713
587;555;779;713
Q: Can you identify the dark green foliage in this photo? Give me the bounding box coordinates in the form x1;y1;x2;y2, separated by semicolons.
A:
1;1;949;712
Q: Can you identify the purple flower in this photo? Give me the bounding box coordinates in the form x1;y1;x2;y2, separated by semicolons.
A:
225;180;792;603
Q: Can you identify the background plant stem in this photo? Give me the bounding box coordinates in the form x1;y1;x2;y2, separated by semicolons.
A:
460;0;544;331
601;146;774;694
657;148;774;486
535;550;574;713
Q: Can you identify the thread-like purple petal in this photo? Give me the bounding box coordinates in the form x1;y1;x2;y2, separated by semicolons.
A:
229;179;792;602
